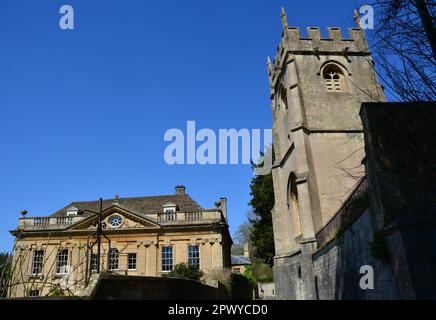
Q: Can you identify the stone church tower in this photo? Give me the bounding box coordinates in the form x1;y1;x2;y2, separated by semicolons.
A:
268;9;385;299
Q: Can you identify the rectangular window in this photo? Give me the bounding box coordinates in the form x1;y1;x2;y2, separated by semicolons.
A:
56;249;68;274
128;253;137;271
188;245;200;269
109;249;119;271
90;254;98;272
31;250;44;275
27;290;40;297
161;246;173;272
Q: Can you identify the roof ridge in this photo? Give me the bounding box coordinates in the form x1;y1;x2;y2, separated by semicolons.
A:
71;193;194;204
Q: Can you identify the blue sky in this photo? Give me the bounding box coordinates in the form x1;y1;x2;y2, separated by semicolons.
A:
0;0;368;251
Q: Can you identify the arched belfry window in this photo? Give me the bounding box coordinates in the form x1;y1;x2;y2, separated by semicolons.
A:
323;64;346;92
289;173;302;237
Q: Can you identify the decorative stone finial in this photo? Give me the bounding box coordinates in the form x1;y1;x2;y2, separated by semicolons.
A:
267;56;272;72
281;7;288;29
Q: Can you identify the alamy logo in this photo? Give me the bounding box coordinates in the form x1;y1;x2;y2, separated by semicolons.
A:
359;5;374;30
59;5;75;30
359;265;374;290
163;121;273;175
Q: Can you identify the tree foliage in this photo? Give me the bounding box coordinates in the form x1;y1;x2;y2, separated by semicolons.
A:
251;261;274;283
231;220;253;256
370;0;435;101
248;170;275;266
231;272;253;285
0;252;12;297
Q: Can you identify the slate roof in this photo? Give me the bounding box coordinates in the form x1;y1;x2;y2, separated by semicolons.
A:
231;255;251;266
50;194;204;217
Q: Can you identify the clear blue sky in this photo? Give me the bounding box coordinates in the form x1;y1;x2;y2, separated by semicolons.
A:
0;0;367;251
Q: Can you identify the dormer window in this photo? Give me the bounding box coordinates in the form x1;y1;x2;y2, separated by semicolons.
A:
163;202;177;213
323;64;346;92
66;206;79;216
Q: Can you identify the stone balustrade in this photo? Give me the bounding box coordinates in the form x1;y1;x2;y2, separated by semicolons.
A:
155;210;222;224
17;210;224;231
18;216;85;231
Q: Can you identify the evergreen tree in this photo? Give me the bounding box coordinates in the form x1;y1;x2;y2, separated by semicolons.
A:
248;169;275;266
0;252;11;297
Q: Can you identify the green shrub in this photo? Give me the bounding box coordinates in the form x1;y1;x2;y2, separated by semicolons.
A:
251;262;274;283
242;266;257;284
231;273;252;285
166;263;204;281
48;287;65;297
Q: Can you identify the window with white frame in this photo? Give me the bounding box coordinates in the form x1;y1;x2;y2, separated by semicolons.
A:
90;254;98;272
128;253;137;270
188;245;200;269
56;249;68;274
163;202;177;213
109;248;119;271
162;246;173;272
31;250;44;275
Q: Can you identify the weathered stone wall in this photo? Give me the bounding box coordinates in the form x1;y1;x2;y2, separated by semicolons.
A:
361;102;436;299
92;275;228;300
309;132;365;226
273;252;304;300
313;208;397;300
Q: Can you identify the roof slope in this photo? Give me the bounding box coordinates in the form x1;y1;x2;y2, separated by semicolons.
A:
50;194;204;217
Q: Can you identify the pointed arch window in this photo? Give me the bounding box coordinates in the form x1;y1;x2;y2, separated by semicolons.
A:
289;173;302;237
323;64;346;92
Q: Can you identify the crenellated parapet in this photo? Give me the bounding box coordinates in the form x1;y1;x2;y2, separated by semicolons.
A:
284;27;368;53
268;8;370;89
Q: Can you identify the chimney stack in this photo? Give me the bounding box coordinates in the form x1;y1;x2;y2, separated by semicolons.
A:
219;197;227;222
175;185;186;196
244;243;250;259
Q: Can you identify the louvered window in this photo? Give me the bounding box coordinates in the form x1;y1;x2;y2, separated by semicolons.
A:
323;64;345;92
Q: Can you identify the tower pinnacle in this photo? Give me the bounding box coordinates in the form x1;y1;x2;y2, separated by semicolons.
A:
281;7;288;29
354;9;362;29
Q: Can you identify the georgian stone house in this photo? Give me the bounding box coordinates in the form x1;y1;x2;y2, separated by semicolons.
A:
8;186;232;298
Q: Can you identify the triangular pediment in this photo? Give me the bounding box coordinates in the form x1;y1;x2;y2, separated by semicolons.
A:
67;205;161;231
